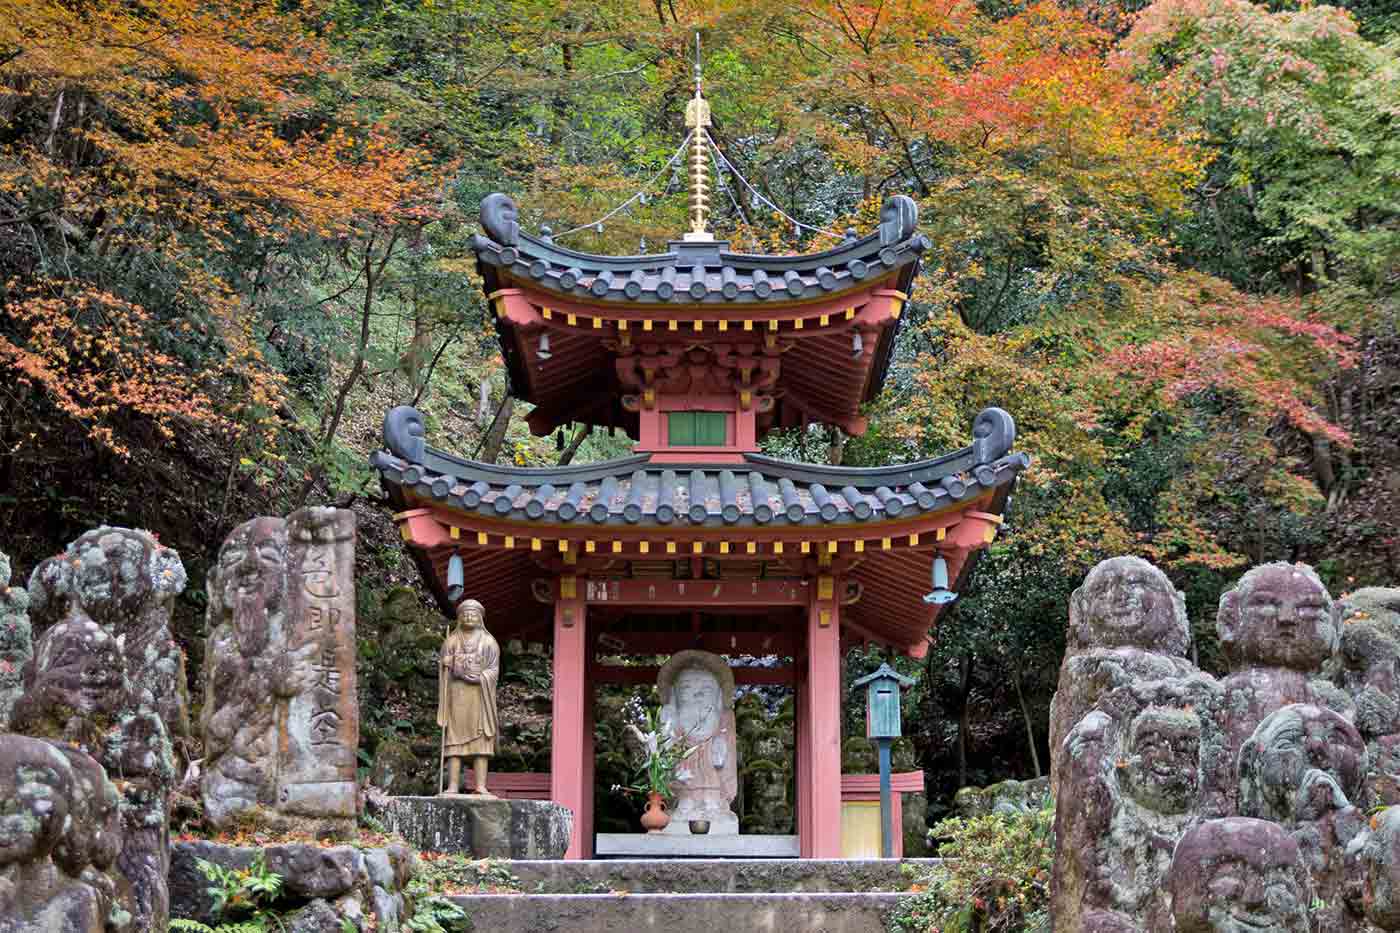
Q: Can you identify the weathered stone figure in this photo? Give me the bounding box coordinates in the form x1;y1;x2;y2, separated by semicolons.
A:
0;734;127;933
1217;561;1350;755
201;508;359;834
1167;818;1312;933
12;605;173;932
202;516;290;827
658;650;739;834
0;550;31;730
1052;674;1222;932
1353;805;1400;929
27;528;189;747
438;598;499;796
1048;556;1196;797
1237;703;1366;932
1334;587;1400;807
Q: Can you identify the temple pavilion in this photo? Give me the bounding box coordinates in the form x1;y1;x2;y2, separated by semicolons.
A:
371;80;1027;859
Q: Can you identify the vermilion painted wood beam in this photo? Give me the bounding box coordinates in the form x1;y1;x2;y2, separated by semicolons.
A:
591;632;798;656
591;665;795;686
396;501;1002;555
496;282;903;332
550;591;591;858
577;577;810;606
802;576;844;858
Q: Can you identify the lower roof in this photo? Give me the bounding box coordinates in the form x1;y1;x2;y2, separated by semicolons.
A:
372;405;1026;653
372;406;1025;530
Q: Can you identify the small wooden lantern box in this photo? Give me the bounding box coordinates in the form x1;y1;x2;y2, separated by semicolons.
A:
854;663;916;740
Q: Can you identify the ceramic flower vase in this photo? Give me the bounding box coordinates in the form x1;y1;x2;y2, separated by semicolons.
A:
640;792;670;833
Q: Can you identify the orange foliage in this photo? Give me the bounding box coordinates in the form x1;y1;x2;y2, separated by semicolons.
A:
0;0;442;454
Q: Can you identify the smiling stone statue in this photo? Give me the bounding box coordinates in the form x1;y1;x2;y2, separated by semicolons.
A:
1049;556;1197;798
201;508;359;835
1053;673;1223;932
658;650;739;835
1217;562;1351;755
1169;818;1312;933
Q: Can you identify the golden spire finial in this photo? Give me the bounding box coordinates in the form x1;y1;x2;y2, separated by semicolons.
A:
683;32;713;242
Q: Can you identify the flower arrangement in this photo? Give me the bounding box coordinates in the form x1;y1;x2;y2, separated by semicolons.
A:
613;704;695;799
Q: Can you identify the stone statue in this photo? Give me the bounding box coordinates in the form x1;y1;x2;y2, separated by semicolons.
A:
1352;805;1400;929
437;598;499;796
1237;703;1366;932
0;733;130;933
0;550;31;730
1048;556;1196;798
1052;673;1223;932
1049;557;1392;933
27;528;189;747
1167;818;1311;933
1217;562;1351;756
1334;587;1400;807
201;508;359;834
11;612;173;932
658;650;739;834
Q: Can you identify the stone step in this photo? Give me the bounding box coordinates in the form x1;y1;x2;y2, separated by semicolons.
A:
447;891;907;932
500;858;937;894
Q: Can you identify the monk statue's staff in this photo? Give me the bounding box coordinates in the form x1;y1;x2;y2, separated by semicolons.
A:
438;622;448;794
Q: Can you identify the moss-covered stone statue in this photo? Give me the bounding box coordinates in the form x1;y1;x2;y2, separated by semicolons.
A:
438;599;499;797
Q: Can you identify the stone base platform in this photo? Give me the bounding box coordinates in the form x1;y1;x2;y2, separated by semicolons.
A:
505;858;939;893
382;795;573;858
596;833;799;858
448;891;904;932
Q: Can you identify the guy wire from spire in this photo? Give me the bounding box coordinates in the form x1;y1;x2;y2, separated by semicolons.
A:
552;130;694;241
706;135;843;240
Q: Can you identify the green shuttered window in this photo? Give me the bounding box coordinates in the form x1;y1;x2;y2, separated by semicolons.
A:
667;411;727;446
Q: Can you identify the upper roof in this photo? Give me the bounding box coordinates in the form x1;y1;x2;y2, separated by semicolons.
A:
471;192;930;308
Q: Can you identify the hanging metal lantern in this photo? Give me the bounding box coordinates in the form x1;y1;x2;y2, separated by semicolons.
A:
922;553;957;605
446;552;465;602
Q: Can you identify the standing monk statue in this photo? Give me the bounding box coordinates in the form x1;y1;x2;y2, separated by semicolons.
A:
438;599;500;796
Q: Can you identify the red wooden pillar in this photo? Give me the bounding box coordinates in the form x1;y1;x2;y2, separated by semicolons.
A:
795;671;812;846
551;578;592;858
801;574;843;857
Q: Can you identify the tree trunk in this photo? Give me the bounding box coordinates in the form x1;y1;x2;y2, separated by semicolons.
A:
479;394;515;463
477;379;492;425
557;423;592;466
1012;658;1042;779
957;651;973;788
300;227;400;505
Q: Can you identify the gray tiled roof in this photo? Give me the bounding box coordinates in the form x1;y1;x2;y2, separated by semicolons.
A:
372;406;1027;529
472;193;929;306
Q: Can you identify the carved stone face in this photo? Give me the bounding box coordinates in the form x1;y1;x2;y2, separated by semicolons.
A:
0;736;72;867
30;619;126;716
1169;819;1309;933
1123;707;1200;815
214;518;287;654
457;600;484;632
1238;703;1363;824
1219;563;1335;671
1070;556;1187;655
62;528;185;630
672;668;721;740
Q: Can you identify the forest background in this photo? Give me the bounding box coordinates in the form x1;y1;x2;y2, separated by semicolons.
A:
1;0;1397;817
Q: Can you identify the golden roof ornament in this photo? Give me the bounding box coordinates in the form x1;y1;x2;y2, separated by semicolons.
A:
683;34;713;242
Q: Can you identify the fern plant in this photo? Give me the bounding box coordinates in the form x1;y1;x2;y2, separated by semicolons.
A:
179;855;287;933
